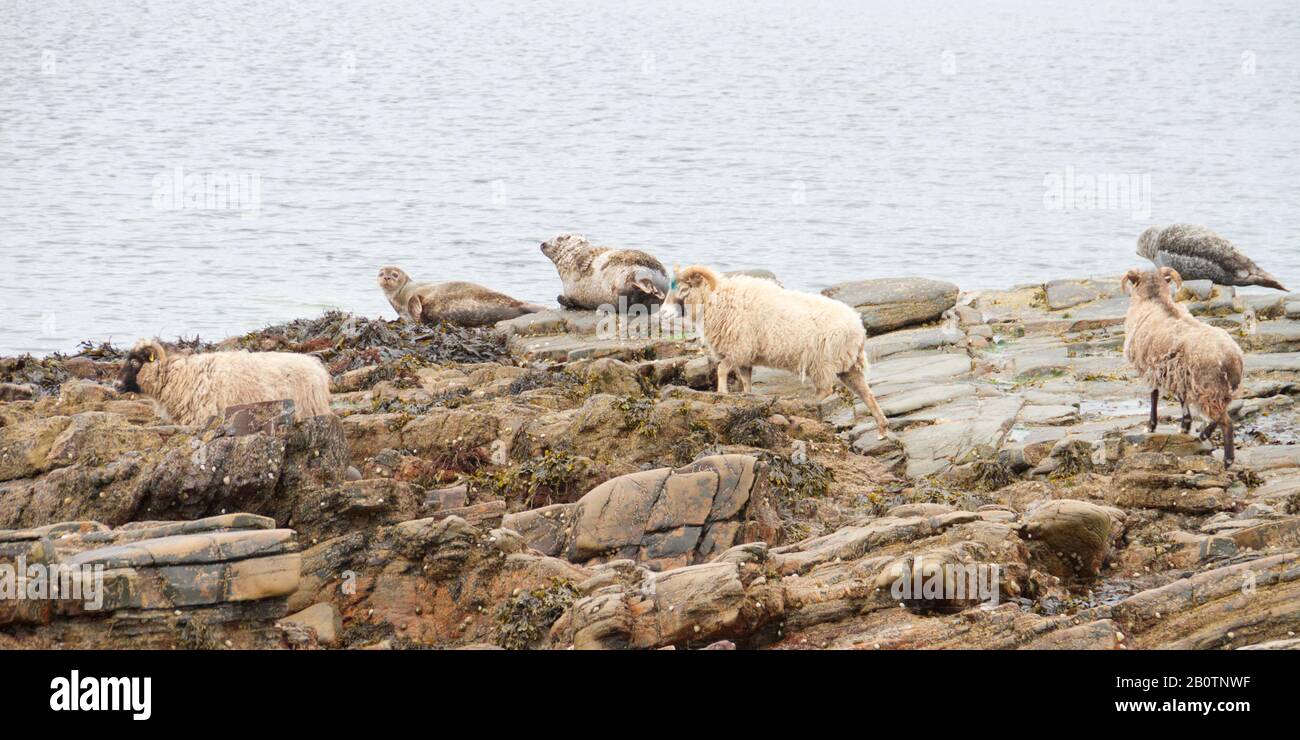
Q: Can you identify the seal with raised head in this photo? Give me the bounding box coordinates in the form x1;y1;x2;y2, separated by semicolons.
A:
1138;224;1287;291
377;267;546;327
539;233;670;311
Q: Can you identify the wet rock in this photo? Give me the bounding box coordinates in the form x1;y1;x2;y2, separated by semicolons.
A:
864;326;963;359
896;396;1023;478
1234;445;1300;471
566;357;645;396
1045;279;1117;310
1111;554;1300;649
0;383;35;401
570;560;765;649
280;603;341;646
1177;280;1215;301
0;514;299;648
291;514;590;648
1238;638;1300;650
822;278;960;335
1021;499;1114;578
507;455;780;570
1110;452;1237;513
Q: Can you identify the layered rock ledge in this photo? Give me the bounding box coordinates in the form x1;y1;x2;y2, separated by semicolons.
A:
2;276;1299;650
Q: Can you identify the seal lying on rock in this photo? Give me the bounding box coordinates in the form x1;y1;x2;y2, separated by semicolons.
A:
539;233;669;311
1138;224;1287;291
377;267;545;327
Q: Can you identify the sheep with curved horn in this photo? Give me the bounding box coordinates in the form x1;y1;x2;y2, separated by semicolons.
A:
1122;267;1245;465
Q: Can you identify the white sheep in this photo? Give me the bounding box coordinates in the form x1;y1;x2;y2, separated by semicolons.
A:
662;265;889;438
116;340;333;426
1122;267;1245;465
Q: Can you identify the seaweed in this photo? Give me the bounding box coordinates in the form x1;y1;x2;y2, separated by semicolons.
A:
494;578;579;650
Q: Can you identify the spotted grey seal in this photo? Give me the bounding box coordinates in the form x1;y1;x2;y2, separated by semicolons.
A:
1137;224;1287;291
377;267;546;327
539;233;669;311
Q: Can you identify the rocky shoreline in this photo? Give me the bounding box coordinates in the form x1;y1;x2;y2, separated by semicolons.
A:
3;274;1300;650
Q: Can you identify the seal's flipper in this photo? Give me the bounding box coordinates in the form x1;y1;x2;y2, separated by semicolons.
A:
406;295;425;322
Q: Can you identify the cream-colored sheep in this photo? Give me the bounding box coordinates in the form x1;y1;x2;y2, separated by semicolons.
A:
116;340;332;426
1122;267;1244;465
663;265;889;438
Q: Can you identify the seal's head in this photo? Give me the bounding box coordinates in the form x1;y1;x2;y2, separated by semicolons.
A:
540;234;588;265
1122;266;1182;302
1136;226;1162;260
377;266;410;294
117;340;167;394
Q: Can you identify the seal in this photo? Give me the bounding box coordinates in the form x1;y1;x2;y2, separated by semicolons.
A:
539;233;669;311
1137;224;1287;291
377;266;546;327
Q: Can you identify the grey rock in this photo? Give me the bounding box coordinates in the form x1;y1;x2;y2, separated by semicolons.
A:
1044;279;1115;311
822;277;960;334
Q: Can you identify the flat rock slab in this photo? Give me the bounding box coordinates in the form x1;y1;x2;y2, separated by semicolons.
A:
508;454;779;571
1246;353;1300;373
1045;278;1118;311
507;332;686;364
899;395;1024;478
822;277;959;335
870;353;971;388
866;326;963;359
65;528;296;569
1233;445;1300;471
495;309;603;337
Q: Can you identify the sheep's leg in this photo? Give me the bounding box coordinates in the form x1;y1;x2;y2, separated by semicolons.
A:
839;370;889;440
736;365;753;394
715;359;732;394
1147;389;1159;433
1222;414;1235;467
1199;420;1219;441
1180;400;1192;435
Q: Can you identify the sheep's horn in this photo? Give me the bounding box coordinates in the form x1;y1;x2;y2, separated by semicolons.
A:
1158;266;1183;292
1121;268;1143;294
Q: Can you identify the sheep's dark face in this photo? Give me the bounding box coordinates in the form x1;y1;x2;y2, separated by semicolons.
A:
377;267;408;293
117;348;152;393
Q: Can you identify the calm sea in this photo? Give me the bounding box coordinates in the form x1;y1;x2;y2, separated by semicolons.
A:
2;0;1297;355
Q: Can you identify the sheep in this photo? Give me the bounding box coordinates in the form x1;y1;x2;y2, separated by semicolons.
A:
662;265;890;438
1121;267;1245;465
116;340;333;426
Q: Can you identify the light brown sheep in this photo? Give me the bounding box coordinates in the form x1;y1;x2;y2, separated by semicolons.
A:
663;265;889;438
1122;267;1245;465
116;340;332;426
